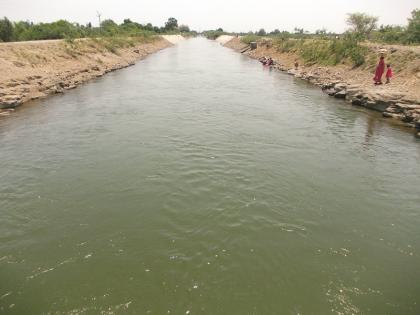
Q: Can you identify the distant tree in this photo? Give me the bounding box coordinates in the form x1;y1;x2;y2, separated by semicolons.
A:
294;27;304;34
406;9;420;43
87;22;92;28
101;19;118;34
144;23;154;31
165;17;178;30
217;27;223;32
123;18;132;25
346;12;378;39
270;29;280;35
257;28;266;36
0;17;14;42
374;25;406;43
179;24;190;32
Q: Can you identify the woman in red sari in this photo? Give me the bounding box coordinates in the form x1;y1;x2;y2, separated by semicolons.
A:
373;56;385;85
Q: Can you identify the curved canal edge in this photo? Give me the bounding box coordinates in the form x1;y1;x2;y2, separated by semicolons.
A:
0;35;186;115
222;36;420;139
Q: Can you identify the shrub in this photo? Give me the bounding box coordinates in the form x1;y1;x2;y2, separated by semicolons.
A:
272;35;367;67
203;30;225;40
406;9;420;43
241;34;260;44
0;17;13;42
346;12;378;40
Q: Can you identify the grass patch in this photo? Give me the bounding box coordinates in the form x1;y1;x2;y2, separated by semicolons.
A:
273;37;368;67
240;35;260;45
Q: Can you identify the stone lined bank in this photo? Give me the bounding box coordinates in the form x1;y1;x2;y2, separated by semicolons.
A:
222;37;420;138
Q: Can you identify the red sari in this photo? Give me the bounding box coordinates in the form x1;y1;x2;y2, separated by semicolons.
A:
373;57;385;83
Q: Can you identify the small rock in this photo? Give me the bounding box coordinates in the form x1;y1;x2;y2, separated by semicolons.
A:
352;98;364;106
324;88;337;96
334;90;347;99
383;112;404;119
334;83;347;91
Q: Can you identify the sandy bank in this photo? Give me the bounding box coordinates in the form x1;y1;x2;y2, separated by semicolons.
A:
224;37;420;137
161;35;186;44
215;35;235;45
0;36;177;114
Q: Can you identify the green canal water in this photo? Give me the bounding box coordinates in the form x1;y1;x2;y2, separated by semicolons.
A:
1;38;420;314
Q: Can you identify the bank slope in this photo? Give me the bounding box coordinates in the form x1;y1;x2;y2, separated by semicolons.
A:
223;37;420;137
0;36;176;114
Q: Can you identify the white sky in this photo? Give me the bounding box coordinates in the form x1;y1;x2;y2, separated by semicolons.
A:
0;0;418;33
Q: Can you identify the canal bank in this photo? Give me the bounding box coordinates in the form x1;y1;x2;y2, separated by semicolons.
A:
0;35;183;115
222;36;420;138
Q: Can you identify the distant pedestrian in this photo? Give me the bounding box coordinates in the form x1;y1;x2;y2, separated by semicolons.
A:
373;55;385;85
385;64;393;84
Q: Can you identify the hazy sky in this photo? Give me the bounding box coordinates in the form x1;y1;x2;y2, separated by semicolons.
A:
1;0;418;33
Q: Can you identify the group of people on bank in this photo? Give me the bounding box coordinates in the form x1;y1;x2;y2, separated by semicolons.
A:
259;56;274;66
259;51;394;86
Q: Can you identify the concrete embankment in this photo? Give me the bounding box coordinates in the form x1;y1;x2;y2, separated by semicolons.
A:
223;37;420;138
0;35;181;115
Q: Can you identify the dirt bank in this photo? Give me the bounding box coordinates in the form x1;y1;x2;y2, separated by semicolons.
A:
215;35;235;45
224;37;420;137
0;36;175;115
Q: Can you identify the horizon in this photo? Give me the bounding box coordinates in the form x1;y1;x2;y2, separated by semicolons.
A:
0;0;418;33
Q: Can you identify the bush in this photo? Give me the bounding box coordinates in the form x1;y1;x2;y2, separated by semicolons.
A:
241;34;260;44
257;29;266;36
0;17;13;42
272;35;367;67
406;9;420;43
373;25;407;44
0;16;183;42
203;30;225;40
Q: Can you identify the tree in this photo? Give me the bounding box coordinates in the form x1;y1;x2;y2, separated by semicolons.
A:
144;23;154;31
294;27;304;34
165;17;178;31
270;29;280;35
374;25;406;43
257;28;266;36
100;19;118;35
179;24;190;32
346;12;378;39
406;9;420;43
217;28;223;32
0;17;14;42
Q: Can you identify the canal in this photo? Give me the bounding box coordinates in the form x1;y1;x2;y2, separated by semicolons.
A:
1;38;419;314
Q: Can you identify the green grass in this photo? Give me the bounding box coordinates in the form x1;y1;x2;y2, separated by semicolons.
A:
61;35;158;57
240;34;260;44
272;37;368;67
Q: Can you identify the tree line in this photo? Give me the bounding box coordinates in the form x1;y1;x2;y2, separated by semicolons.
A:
0;17;194;42
205;10;420;44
